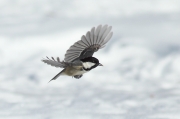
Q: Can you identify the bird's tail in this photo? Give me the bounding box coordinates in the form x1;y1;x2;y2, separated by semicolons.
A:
48;69;65;83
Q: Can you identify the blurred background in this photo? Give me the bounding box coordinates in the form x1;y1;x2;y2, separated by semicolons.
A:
0;0;180;119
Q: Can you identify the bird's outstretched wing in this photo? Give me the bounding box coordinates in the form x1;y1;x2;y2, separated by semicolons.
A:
42;56;83;68
64;25;113;62
42;57;68;68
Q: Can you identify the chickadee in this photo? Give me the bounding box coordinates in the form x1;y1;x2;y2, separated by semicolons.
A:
42;25;113;82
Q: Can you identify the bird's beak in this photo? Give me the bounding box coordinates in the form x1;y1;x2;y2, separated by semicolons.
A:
99;63;103;66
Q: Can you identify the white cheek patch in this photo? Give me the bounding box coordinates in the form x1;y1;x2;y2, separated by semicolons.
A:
83;62;95;69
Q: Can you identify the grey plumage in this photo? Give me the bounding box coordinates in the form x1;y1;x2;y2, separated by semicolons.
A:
64;24;113;63
42;25;113;81
48;69;65;82
42;57;67;68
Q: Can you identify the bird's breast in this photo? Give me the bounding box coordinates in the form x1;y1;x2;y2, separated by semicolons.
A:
64;66;88;76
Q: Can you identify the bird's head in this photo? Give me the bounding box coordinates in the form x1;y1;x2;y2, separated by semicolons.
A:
81;57;103;70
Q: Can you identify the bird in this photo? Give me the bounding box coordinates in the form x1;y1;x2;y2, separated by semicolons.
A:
42;25;113;82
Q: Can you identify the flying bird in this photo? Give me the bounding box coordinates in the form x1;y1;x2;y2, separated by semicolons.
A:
42;25;113;82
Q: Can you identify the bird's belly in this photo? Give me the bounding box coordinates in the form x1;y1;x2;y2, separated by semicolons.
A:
74;70;88;75
65;67;88;76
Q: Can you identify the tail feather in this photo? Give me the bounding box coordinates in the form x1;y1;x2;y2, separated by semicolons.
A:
48;69;65;83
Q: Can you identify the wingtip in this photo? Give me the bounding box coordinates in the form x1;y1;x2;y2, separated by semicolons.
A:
41;59;45;62
41;56;49;62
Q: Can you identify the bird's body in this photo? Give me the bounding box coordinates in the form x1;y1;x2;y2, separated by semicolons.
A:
62;65;87;76
42;25;113;82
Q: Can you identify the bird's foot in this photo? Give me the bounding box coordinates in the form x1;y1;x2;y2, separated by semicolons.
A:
74;75;83;79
